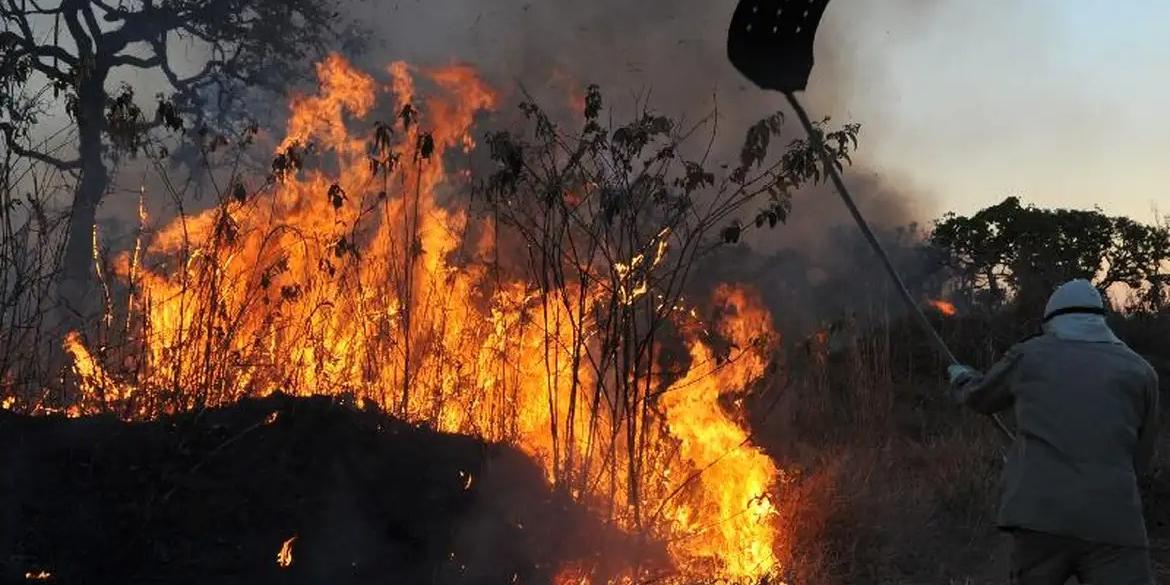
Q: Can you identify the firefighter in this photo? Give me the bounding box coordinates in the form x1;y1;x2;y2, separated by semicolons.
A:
949;279;1160;585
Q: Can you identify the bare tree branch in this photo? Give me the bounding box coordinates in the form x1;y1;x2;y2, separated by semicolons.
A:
109;53;162;69
0;122;82;170
60;2;94;60
6;0;66;15
79;2;104;48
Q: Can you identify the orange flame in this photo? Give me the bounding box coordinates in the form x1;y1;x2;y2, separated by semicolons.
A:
929;299;958;317
277;535;297;568
659;285;780;579
58;55;785;583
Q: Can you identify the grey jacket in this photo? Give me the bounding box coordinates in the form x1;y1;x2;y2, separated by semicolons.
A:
954;333;1159;547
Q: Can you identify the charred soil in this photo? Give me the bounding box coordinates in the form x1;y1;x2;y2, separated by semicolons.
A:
0;394;617;585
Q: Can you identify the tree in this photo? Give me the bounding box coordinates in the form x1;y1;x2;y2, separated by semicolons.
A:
930;196;1170;312
479;84;859;521
0;0;339;317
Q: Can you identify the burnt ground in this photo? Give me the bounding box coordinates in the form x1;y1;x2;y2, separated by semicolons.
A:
0;394;619;585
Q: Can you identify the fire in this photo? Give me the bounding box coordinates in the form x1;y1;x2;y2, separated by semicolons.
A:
659;285;780;579
277;535;297;568
62;331;131;417
52;55;785;582
928;299;958;317
24;571;52;581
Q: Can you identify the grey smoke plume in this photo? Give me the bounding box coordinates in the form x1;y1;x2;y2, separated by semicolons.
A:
335;0;936;331
87;0;945;335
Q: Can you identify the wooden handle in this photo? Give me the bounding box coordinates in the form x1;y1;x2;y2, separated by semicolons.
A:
784;91;1014;442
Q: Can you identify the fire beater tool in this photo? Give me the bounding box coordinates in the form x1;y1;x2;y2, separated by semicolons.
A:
726;0;1013;441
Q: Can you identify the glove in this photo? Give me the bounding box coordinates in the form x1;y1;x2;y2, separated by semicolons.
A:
947;364;978;387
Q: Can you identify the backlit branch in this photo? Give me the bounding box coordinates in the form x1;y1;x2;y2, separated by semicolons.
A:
0;122;82;170
110;53;162;69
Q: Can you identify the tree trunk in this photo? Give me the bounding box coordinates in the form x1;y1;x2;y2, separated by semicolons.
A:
59;75;109;326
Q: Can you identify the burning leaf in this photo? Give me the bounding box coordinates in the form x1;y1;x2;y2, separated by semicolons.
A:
271;143;306;182
280;285;302;302
327;183;347;209
232;181;248;203
214;211;238;245
373;120;394;153
399;104;417;130
277;535;297;568
333;236;359;259
416;132;435;160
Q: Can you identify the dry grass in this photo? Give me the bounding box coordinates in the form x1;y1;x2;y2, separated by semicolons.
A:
758;310;1170;585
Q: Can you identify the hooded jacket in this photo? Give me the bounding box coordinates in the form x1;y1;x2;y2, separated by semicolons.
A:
953;280;1160;547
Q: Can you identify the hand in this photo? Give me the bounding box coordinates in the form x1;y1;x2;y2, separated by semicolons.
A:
947;364;978;386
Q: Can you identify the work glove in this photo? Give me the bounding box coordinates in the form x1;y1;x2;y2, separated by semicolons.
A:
947;364;979;387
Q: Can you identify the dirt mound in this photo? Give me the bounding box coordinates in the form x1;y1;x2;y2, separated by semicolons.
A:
0;394;615;584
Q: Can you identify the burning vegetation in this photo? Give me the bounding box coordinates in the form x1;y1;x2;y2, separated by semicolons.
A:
277;536;297;569
2;1;1170;583
928;300;958;317
3;54;860;583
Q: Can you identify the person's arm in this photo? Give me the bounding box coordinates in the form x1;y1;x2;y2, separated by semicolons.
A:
950;346;1023;415
1134;367;1160;476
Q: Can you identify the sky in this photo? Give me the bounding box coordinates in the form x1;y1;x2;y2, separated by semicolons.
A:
823;0;1170;222
335;0;1170;224
11;0;1168;230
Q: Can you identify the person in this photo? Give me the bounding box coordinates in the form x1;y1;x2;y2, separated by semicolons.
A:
949;279;1160;585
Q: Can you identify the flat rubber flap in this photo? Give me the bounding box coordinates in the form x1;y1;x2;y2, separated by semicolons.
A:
728;0;831;92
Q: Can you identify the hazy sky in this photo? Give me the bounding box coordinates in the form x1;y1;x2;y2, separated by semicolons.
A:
825;0;1170;221
20;0;1166;229
341;0;1169;223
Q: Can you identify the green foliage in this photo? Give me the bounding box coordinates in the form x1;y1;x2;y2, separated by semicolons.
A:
930;197;1170;309
739;112;785;172
2;0;341;151
106;84;145;155
482;88;860;249
1;0;344;290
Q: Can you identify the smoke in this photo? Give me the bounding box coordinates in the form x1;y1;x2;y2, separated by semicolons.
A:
344;0;848;130
333;0;937;333
86;0;947;335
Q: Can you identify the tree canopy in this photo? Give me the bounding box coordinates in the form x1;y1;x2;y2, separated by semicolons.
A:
930;196;1170;311
1;0;341;317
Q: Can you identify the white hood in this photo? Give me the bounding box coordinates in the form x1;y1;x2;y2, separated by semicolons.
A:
1042;279;1122;344
1043;313;1123;344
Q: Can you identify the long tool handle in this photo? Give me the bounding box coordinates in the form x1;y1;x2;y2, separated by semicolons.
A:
783;92;1014;442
